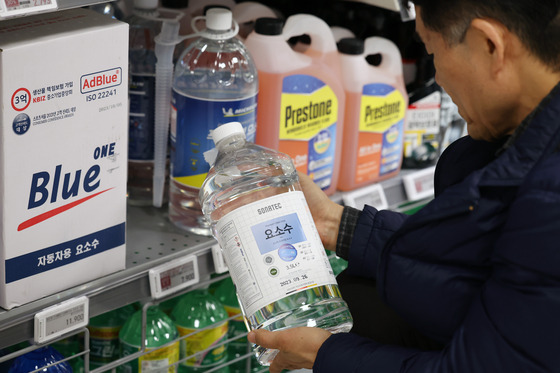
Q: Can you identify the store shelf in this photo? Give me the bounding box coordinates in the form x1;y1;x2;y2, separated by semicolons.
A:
0;206;216;350
0;167;434;350
0;0;110;20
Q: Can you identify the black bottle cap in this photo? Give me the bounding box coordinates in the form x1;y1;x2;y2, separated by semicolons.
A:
254;17;284;36
337;37;364;55
161;0;188;9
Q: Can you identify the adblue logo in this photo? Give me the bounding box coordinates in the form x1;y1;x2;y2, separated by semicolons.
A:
80;68;122;94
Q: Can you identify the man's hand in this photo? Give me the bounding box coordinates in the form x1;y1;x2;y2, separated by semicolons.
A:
248;327;332;373
298;172;344;252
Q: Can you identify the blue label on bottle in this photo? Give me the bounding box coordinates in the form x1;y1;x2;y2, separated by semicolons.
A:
251;212;306;255
380;122;404;175
171;91;257;189
129;74;155;161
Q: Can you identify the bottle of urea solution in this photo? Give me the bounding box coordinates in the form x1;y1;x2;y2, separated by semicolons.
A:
199;122;353;366
213;277;260;373
88;304;136;369
244;15;346;196
169;7;258;236
336;37;408;191
170;289;229;373
118;305;179;373
125;0;167;206
8;346;71;373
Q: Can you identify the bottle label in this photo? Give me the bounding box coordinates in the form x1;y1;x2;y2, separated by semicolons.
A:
356;83;406;183
215;191;337;317
176;323;228;368
404;90;441;158
279;75;338;191
89;325;120;363
129;73;156;161
171;92;257;189
120;341;179;373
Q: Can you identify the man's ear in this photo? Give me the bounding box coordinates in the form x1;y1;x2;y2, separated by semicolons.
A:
468;18;509;76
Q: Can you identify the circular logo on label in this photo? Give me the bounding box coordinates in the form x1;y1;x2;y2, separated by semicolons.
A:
313;130;331;154
269;267;278;277
13;114;31;135
264;255;274;265
386;125;399;143
11;88;31;112
278;244;297;262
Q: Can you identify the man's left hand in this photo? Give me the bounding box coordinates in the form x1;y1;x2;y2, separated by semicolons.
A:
248;327;332;373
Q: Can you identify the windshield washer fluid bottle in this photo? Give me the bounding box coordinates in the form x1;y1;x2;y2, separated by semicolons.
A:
169;7;258;236
337;37;408;191
244;15;346;196
199;122;353;366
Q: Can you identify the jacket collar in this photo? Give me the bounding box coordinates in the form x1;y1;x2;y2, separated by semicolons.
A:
478;81;560;187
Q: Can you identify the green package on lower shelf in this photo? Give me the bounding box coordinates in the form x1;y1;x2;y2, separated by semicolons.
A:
171;289;230;373
119;305;179;373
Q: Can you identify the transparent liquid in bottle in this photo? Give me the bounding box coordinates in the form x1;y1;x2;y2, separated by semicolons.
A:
200;122;353;366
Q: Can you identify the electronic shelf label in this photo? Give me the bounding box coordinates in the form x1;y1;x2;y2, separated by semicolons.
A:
0;0;57;19
342;183;389;211
211;243;229;274
402;166;436;201
149;255;199;299
34;296;89;344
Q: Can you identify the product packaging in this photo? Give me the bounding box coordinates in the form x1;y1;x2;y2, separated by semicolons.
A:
0;8;128;309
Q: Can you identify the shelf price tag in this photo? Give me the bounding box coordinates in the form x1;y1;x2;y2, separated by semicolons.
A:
211;243;229;274
342;183;388;211
402;166;436;201
0;0;57;19
149;255;199;299
34;296;89;344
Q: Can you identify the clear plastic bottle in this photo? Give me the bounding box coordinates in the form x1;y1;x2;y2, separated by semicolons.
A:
125;0;167;206
169;7;258;235
199;122;353;366
213;277;260;373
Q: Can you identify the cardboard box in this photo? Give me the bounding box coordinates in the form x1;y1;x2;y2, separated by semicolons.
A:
0;8;129;309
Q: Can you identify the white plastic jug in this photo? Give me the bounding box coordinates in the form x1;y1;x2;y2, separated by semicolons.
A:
233;1;278;40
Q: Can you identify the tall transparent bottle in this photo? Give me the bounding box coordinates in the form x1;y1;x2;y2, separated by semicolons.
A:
199;122;353;366
125;0;166;205
213;277;260;373
169;7;258;236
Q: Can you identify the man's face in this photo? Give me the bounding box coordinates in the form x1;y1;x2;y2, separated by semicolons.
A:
415;7;519;142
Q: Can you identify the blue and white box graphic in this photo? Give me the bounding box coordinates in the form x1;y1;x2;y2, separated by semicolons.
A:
0;9;129;309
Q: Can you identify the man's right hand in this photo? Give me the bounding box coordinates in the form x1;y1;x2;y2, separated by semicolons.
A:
298;172;344;252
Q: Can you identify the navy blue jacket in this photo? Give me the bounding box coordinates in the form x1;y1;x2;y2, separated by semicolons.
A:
314;83;560;372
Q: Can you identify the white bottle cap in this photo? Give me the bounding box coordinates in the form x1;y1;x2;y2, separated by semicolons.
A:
206;8;233;31
212;122;245;144
134;0;157;10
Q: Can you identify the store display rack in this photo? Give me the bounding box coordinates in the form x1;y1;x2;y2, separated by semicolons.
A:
0;168;433;350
